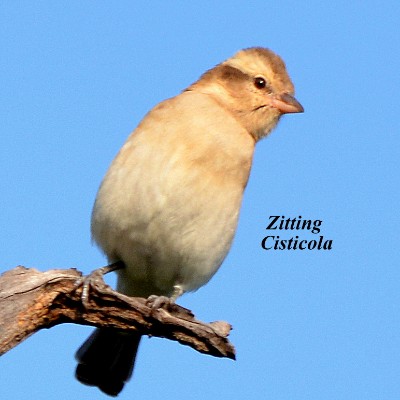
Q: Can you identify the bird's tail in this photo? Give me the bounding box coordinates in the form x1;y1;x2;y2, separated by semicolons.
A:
75;328;141;396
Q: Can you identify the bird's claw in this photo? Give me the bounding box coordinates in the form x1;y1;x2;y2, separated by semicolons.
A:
146;285;184;310
146;295;172;310
74;262;124;309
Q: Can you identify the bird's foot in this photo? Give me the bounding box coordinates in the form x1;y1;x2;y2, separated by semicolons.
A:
146;285;184;310
74;261;124;308
146;295;171;309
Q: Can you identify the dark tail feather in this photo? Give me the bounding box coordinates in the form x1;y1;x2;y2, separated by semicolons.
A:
75;328;141;396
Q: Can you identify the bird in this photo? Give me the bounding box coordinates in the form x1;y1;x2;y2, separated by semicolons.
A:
75;47;303;396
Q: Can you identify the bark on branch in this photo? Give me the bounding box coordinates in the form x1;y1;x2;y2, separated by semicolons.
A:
0;264;235;360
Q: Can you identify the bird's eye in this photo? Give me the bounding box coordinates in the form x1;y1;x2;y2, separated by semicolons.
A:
254;77;267;89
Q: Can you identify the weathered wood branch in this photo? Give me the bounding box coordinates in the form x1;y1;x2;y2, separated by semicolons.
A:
0;264;235;360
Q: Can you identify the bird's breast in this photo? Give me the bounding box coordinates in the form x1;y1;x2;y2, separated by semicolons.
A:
91;91;255;297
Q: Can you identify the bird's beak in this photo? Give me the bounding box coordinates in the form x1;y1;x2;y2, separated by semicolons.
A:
271;93;304;114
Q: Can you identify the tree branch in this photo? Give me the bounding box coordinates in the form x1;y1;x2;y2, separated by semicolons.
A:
0;264;235;360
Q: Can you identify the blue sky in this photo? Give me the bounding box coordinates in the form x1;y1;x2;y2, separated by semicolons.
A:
1;1;399;399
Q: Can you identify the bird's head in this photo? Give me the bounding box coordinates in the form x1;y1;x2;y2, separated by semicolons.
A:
189;47;303;141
